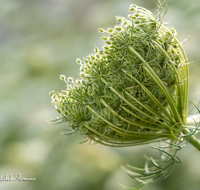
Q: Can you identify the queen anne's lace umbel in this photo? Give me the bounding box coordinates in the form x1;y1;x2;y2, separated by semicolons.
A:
49;2;200;189
50;3;189;147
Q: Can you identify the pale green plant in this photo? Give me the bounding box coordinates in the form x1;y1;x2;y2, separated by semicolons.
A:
49;1;200;189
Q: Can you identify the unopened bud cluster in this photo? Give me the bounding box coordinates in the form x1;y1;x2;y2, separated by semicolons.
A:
50;4;188;146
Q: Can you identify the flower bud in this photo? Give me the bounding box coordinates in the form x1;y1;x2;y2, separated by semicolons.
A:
107;28;114;33
49;91;54;97
94;46;99;53
60;74;66;81
98;28;105;33
101;36;108;41
76;58;82;65
67;77;74;83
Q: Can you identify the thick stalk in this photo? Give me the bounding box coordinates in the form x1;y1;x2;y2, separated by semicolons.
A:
189;135;200;151
187;114;200;151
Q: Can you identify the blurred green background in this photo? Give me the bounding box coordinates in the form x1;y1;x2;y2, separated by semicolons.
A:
0;0;200;189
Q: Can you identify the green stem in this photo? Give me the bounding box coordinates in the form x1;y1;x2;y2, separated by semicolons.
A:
189;135;200;151
187;115;200;150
